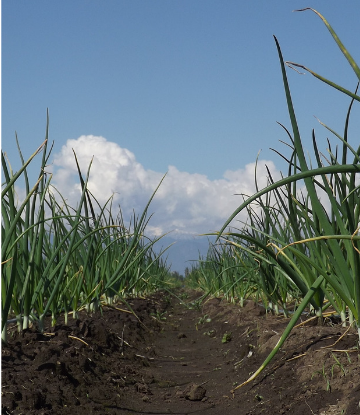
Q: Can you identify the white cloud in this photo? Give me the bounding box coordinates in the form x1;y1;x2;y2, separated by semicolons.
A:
51;135;282;236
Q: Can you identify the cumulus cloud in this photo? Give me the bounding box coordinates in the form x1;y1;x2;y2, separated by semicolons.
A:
51;135;282;236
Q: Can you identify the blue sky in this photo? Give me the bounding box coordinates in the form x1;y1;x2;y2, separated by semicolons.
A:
2;1;360;270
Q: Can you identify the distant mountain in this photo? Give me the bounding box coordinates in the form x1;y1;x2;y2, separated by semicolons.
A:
153;234;215;275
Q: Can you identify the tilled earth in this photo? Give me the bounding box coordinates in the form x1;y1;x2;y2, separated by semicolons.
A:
2;290;360;414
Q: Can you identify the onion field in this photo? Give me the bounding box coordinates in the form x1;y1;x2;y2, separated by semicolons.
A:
2;8;360;415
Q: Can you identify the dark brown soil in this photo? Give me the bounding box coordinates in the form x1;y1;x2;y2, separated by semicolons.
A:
2;290;360;414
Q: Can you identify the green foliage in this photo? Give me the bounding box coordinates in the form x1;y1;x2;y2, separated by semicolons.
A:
189;9;360;391
1;117;172;341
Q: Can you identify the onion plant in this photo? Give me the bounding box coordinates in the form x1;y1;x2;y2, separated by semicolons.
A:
2;113;172;342
186;241;268;307
210;9;359;390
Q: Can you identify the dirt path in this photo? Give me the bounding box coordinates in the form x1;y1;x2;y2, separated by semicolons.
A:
2;290;360;414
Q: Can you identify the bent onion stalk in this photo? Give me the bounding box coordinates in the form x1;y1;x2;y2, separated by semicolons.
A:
190;9;360;390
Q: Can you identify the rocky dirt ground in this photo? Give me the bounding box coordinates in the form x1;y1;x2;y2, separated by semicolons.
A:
2;289;360;414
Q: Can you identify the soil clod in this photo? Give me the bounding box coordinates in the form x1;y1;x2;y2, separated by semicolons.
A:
184;383;207;401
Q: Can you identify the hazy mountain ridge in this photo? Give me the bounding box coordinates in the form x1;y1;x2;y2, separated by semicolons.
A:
154;235;215;275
